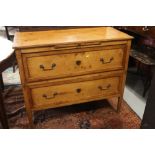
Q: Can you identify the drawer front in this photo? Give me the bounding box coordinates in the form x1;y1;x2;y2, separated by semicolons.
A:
24;45;125;82
30;76;120;109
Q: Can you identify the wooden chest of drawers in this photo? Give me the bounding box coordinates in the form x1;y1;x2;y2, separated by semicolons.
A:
13;27;133;127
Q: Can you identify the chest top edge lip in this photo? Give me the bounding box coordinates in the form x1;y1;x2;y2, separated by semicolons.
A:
13;27;133;49
13;38;132;50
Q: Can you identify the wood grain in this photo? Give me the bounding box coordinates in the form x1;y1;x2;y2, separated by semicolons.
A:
31;76;120;109
13;27;133;49
23;45;125;82
14;27;133;127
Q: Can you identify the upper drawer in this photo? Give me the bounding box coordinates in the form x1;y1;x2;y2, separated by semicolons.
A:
22;45;127;82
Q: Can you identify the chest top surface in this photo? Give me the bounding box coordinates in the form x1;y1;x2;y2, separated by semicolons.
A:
13;27;133;49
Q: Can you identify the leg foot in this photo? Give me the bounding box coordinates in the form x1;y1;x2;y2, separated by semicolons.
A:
0;85;9;129
117;97;123;113
27;110;34;128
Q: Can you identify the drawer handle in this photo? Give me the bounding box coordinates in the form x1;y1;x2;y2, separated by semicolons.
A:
53;42;102;49
54;44;77;49
81;42;102;47
98;84;111;90
100;57;114;64
77;43;81;49
42;92;58;99
54;43;81;49
40;63;56;71
76;60;82;66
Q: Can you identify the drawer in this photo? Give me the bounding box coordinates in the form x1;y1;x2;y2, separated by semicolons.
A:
30;76;120;109
23;45;126;82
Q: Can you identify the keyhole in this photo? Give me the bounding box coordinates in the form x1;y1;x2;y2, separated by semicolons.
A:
76;88;81;93
76;60;81;66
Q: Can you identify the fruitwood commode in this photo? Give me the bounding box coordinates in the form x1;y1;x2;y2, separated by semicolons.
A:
13;27;133;127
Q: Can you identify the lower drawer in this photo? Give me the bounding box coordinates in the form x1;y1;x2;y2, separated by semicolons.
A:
28;75;121;109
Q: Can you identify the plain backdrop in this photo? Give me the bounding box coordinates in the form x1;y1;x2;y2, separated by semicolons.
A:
0;0;155;154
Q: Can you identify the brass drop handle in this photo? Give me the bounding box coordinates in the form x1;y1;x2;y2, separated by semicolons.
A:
42;92;58;99
98;84;111;90
40;63;56;71
76;60;82;66
100;57;114;64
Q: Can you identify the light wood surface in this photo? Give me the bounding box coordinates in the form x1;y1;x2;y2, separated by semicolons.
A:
13;27;133;49
14;27;132;127
23;45;125;82
31;76;120;109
